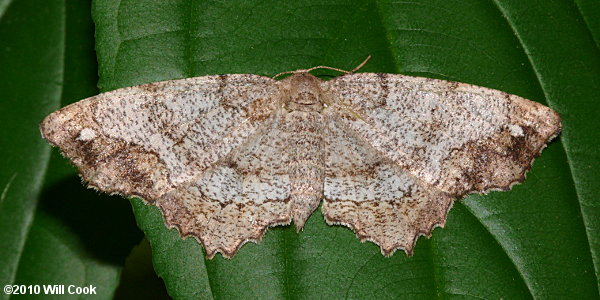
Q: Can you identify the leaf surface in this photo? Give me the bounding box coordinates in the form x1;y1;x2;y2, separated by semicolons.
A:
0;1;141;299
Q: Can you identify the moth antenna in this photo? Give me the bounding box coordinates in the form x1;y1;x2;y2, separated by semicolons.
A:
304;65;351;74
349;55;371;73
272;70;298;79
272;56;372;79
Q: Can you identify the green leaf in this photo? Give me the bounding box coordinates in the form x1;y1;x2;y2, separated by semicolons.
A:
0;0;141;299
90;0;597;298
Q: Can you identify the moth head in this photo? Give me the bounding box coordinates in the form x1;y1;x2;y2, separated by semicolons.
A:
279;72;325;111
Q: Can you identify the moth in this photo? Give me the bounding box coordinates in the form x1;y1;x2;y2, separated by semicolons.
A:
40;59;561;258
